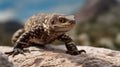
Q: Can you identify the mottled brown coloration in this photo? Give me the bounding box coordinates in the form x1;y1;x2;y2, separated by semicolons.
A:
11;29;25;44
5;13;86;57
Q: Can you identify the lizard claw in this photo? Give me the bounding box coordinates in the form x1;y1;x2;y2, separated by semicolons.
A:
78;49;86;54
5;48;30;57
66;49;86;55
5;51;14;56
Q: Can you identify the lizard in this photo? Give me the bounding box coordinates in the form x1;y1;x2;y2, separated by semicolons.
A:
5;13;86;57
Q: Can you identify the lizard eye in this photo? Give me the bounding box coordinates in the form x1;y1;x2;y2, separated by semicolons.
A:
59;17;66;23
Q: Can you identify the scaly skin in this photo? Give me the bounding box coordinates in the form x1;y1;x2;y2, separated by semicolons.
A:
5;13;86;57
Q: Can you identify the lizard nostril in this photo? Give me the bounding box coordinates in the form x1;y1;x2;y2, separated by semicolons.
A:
69;20;75;24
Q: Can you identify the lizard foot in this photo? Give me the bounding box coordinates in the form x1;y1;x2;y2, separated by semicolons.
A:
5;48;30;57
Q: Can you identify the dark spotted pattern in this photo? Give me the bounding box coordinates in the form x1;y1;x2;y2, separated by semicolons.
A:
5;13;86;57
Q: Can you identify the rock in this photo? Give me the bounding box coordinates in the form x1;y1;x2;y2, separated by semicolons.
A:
0;52;13;67
0;45;120;67
74;0;117;22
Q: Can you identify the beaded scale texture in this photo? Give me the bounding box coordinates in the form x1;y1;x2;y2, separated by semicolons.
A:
5;13;86;57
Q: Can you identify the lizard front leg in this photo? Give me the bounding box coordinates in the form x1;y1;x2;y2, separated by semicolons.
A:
57;34;86;55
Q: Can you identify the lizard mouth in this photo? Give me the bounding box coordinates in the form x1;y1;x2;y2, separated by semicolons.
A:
53;23;75;32
54;22;75;27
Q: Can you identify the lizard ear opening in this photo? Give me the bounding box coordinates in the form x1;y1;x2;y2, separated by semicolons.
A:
51;20;55;24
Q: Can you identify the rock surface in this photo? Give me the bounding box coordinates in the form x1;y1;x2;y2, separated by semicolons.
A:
0;45;120;67
0;52;13;67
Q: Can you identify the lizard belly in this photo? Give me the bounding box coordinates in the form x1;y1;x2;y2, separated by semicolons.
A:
29;32;60;45
29;38;45;44
29;36;56;44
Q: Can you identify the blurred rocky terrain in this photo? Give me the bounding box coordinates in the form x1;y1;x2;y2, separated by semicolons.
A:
71;0;120;50
74;0;117;22
0;45;120;67
0;20;22;46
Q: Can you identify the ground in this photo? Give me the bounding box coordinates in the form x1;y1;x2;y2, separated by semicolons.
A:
0;45;120;67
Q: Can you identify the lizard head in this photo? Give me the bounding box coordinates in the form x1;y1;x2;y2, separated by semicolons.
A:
48;14;76;32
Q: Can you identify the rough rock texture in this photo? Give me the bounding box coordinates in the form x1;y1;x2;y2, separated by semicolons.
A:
0;52;13;67
0;45;120;67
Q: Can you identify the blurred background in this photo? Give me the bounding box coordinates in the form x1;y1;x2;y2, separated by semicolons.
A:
0;0;120;50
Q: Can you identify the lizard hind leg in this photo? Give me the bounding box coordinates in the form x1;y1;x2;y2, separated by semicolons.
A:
5;28;42;57
11;28;25;44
